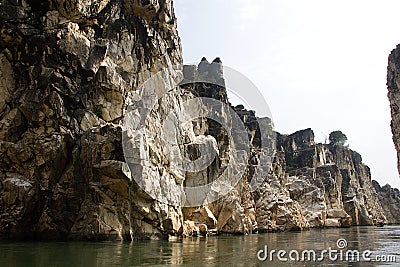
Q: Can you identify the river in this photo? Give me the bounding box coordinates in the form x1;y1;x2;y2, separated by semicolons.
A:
1;226;399;266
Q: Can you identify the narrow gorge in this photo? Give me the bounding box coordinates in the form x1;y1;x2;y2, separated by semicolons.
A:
0;0;399;241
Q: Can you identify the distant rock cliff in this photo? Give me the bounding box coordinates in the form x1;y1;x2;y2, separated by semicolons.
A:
373;181;400;224
252;128;388;232
388;45;400;175
278;129;386;228
0;0;397;241
386;44;400;223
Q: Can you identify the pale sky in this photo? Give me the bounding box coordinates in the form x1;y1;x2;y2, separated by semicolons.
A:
174;0;400;189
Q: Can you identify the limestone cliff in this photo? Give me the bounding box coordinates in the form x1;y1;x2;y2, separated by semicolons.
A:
253;128;388;231
278;129;386;227
388;45;400;175
0;0;397;241
0;0;261;239
373;181;400;224
386;44;400;224
0;0;184;240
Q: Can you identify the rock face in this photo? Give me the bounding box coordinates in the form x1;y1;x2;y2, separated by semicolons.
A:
388;45;400;175
386;45;400;224
278;129;387;227
0;0;397;241
0;0;183;240
0;0;260;239
179;60;259;235
373;181;400;224
254;128;388;231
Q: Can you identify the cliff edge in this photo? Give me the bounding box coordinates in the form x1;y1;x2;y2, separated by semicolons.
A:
0;0;397;241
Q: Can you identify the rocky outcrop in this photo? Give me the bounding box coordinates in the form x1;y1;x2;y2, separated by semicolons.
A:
0;0;261;240
179;60;258;235
373;181;400;224
253;128;387;230
385;44;400;224
254;149;310;232
280;129;387;227
0;0;184;240
0;0;397;241
388;45;400;175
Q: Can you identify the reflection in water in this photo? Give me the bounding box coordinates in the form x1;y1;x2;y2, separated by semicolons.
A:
0;226;399;266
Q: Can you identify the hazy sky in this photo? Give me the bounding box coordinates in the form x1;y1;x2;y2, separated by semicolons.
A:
174;0;400;189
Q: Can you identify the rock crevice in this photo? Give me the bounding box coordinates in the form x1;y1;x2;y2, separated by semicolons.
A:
0;0;398;240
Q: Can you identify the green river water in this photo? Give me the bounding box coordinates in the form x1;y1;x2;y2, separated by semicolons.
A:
1;226;399;266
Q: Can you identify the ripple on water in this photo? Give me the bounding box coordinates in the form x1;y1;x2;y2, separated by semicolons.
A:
0;226;399;266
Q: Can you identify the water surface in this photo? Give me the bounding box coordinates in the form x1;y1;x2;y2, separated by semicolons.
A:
1;226;399;266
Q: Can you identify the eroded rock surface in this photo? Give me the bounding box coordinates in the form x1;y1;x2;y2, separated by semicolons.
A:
0;0;398;241
254;129;387;230
281;129;386;227
373;180;400;224
385;44;400;224
388;45;400;174
0;0;183;240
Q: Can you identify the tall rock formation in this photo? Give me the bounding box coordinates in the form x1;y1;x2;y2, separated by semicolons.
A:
373;181;400;224
0;0;261;240
0;0;397;241
279;129;386;227
386;44;400;223
0;0;184;240
388;45;400;176
253;128;387;231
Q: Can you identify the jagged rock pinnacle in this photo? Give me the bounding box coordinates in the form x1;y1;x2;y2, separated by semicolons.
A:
198;57;210;74
212;57;222;64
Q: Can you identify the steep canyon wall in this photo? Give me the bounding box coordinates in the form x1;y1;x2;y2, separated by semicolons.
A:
0;0;397;240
